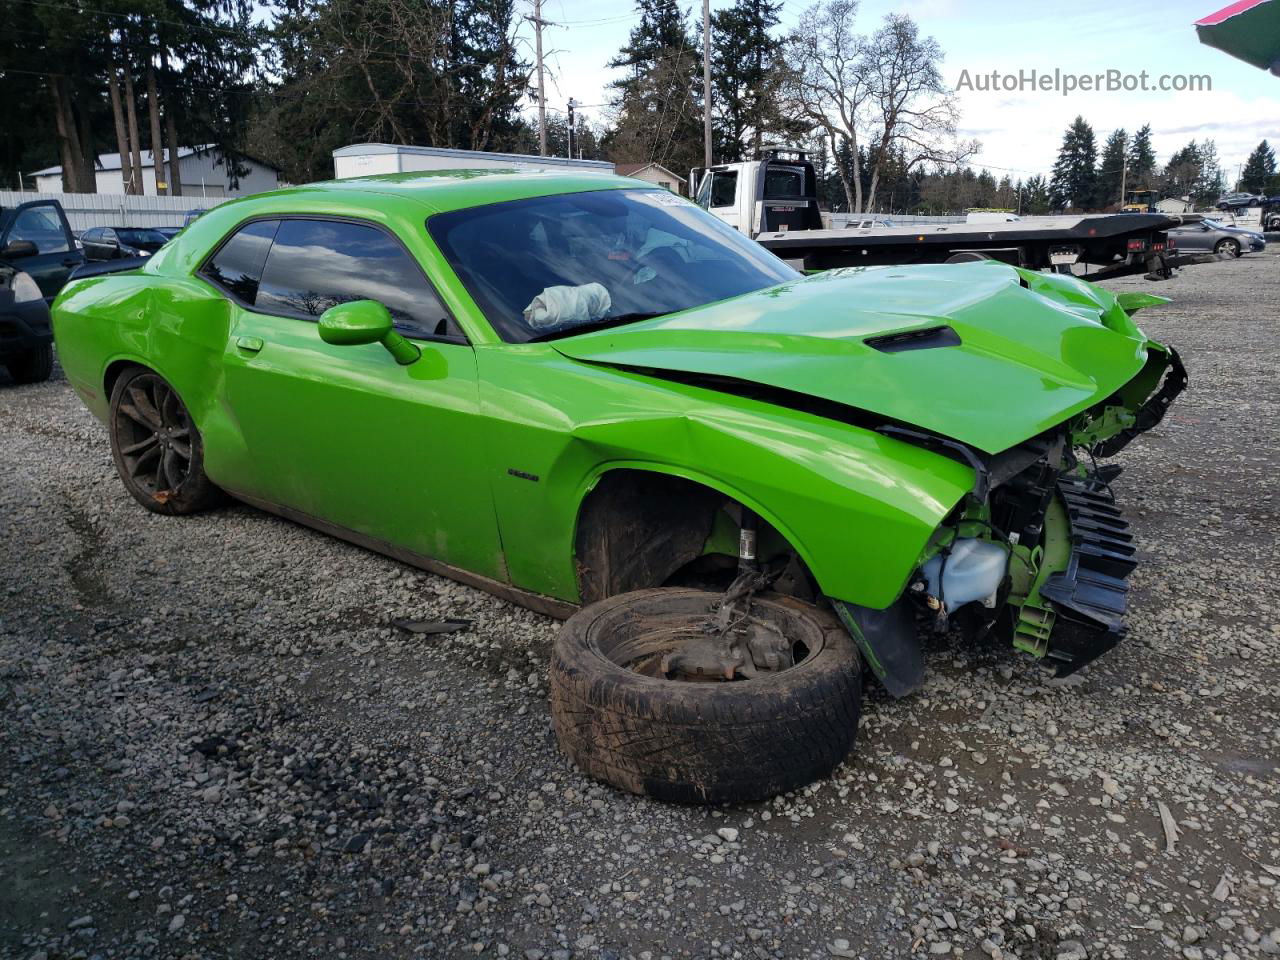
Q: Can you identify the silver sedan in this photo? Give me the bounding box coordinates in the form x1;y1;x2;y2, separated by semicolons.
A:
1169;219;1266;257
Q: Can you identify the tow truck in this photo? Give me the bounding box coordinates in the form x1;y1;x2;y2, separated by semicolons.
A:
691;150;1199;281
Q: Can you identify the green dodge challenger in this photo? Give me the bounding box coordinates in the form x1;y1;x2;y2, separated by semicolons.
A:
53;170;1185;802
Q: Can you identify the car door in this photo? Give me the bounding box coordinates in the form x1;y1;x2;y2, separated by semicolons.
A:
0;201;82;299
204;216;507;583
1175;224;1213;251
101;228;123;259
81;228;117;261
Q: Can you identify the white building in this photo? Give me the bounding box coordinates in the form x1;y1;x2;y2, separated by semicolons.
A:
616;162;687;195
333;143;614;179
33;146;280;197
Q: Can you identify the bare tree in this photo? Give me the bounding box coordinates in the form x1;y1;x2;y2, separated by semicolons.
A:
862;15;974;211
783;0;870;213
785;2;977;213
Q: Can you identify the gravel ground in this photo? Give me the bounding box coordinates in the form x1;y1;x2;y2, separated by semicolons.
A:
2;254;1278;960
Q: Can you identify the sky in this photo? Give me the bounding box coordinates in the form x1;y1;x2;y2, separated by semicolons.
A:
525;0;1280;184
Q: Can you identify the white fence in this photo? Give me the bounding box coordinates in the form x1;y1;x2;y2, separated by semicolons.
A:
0;190;231;232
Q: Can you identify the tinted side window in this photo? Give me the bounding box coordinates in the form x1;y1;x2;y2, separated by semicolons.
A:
710;171;738;207
202;219;280;305
8;204;69;254
254;219;449;339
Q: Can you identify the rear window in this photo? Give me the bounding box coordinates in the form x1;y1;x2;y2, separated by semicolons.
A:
764;166;805;199
118;228;169;246
201;219;280;305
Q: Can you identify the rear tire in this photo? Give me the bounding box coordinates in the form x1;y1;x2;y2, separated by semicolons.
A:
549;588;861;804
108;366;222;515
5;343;53;384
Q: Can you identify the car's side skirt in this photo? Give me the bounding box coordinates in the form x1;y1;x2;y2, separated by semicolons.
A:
225;489;580;621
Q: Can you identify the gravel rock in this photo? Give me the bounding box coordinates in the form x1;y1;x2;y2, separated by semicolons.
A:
2;254;1278;959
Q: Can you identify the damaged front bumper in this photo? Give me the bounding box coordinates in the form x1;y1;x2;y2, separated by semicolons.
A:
832;339;1186;695
1012;476;1136;676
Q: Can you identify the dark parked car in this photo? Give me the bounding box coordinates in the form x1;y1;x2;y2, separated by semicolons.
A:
81;226;170;261
0;199;84;301
1168;218;1266;257
0;259;53;383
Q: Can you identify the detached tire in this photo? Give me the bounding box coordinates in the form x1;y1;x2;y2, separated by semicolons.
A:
550;588;861;804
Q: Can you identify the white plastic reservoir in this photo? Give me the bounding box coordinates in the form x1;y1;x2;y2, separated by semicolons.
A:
921;538;1009;612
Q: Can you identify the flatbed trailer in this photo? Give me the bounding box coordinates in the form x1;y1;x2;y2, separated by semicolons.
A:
754;214;1190;281
691;151;1213;281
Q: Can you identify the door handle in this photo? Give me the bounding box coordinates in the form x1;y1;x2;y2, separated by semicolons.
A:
61;258;81;267
236;336;264;354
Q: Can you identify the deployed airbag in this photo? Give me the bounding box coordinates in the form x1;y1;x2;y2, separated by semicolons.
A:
523;283;612;332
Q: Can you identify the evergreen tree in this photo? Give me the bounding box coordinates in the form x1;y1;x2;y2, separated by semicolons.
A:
252;0;531;183
1096;128;1127;209
1239;140;1276;193
1162;140;1204;200
709;0;796;162
1049;116;1099;210
974;169;997;208
1023;174;1051;215
1126;124;1157;190
604;0;703;176
1194;140;1225;206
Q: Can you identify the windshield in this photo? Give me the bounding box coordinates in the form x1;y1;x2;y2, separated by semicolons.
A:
428;189;799;342
118;229;169;246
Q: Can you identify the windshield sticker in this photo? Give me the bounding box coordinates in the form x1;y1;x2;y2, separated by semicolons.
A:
637;192;691;207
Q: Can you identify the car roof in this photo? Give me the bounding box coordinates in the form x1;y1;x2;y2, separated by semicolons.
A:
244;168;645;216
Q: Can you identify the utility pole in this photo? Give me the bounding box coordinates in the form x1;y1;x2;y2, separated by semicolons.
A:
567;99;576;160
1119;156;1127;209
531;0;548;156
701;0;712;169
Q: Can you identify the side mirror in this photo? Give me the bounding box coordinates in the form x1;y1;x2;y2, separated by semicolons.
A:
318;300;419;365
0;240;38;259
1201;225;1212;232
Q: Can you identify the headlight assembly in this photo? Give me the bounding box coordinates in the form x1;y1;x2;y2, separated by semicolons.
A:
11;271;43;304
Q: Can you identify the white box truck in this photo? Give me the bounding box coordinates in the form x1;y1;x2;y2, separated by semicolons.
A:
333;143;614;179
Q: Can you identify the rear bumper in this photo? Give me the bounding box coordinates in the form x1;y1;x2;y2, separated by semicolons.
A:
0;297;53;360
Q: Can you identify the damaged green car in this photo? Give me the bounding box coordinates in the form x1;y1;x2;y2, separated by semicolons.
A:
52;171;1184;803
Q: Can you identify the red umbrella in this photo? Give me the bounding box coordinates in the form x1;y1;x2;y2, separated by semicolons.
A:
1196;0;1280;75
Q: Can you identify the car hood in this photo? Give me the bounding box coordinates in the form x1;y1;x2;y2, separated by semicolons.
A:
552;262;1150;454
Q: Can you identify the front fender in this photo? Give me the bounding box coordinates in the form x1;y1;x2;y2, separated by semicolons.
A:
479;347;973;609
